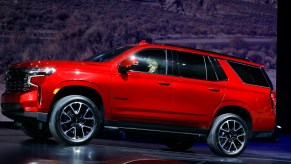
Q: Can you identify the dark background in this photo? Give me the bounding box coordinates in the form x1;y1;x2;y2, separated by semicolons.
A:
277;0;291;133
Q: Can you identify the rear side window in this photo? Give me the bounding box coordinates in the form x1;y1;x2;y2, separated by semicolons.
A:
175;51;206;80
228;61;270;87
205;56;228;81
209;57;228;81
205;56;218;81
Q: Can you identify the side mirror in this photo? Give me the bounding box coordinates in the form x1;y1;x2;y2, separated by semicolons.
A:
118;58;138;74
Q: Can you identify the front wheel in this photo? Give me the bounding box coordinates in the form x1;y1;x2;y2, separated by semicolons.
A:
207;113;248;157
49;95;100;145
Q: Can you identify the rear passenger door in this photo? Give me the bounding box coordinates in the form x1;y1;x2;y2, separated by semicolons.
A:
170;51;226;128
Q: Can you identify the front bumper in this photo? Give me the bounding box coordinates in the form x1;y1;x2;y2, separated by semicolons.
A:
1;103;47;123
1;89;40;112
1;89;48;123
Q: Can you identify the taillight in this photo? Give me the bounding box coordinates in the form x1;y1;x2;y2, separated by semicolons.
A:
270;90;276;110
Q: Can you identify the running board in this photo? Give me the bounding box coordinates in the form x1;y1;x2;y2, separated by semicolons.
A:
103;121;208;137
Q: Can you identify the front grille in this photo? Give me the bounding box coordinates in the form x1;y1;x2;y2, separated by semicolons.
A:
4;69;30;93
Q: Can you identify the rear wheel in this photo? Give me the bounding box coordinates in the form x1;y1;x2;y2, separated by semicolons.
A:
207;113;248;157
49;95;100;145
21;123;52;140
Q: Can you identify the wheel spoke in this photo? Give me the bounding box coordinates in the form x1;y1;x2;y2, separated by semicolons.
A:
231;142;238;151
236;137;243;145
65;127;75;134
68;104;76;115
80;124;85;138
83;125;92;131
234;123;242;132
221;138;228;147
77;103;82;115
61;119;71;125
227;142;232;152
237;133;245;138
84;117;94;120
219;135;227;139
73;127;77;139
231;120;236;131
84;108;90;117
226;121;230;132
220;126;229;132
220;121;230;132
236;134;245;144
61;112;72;125
83;107;95;121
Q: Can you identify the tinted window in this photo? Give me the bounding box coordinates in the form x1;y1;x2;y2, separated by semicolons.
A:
176;51;206;80
205;56;218;81
129;49;167;75
228;61;269;87
209;57;228;81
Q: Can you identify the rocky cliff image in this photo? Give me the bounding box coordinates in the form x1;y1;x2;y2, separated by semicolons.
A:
0;0;277;103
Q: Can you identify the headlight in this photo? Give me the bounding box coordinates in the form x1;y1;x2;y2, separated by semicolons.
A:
27;67;56;76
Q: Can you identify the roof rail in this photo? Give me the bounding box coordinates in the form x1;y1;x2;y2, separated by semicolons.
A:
162;43;251;62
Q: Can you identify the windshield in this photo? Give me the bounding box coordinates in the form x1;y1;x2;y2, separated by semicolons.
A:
85;46;134;62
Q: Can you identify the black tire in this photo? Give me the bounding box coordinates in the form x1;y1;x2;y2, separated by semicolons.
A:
165;138;194;151
49;95;100;145
207;113;248;157
21;124;52;140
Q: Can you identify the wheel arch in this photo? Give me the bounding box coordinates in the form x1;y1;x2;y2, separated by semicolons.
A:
212;106;253;136
48;85;104;125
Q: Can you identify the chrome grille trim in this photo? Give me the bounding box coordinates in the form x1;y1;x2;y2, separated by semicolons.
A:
4;69;30;93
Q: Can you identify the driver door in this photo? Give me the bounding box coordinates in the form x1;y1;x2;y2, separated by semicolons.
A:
111;49;174;125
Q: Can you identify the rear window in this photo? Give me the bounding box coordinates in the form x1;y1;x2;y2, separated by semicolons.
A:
228;61;270;87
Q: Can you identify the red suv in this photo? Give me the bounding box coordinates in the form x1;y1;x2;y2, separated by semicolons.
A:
1;40;276;156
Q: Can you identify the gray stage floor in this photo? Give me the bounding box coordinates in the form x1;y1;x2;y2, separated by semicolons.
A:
0;127;290;164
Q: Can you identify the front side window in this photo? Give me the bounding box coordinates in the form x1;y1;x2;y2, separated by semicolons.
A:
128;49;167;75
174;51;206;80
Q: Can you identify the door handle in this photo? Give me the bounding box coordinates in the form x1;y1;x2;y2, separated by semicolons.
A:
158;81;172;86
208;88;221;92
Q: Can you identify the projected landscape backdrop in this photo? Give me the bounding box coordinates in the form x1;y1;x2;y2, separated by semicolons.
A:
0;0;277;121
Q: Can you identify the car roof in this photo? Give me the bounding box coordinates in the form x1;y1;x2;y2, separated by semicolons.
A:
131;40;264;68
